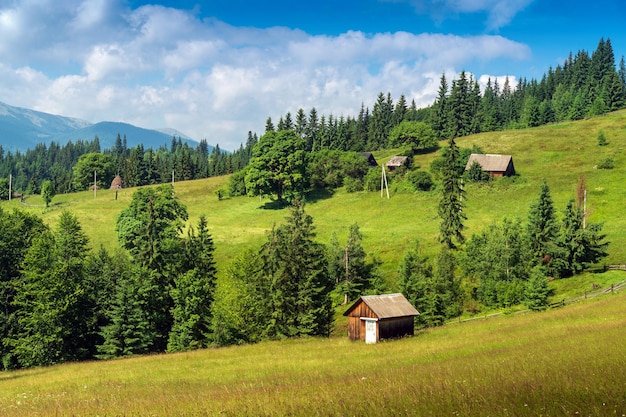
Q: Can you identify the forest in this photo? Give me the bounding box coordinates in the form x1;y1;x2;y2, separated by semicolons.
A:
0;38;622;369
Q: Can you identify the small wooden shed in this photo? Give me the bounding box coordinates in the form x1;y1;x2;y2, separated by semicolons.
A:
360;152;378;167
465;154;515;177
343;293;419;344
385;156;409;171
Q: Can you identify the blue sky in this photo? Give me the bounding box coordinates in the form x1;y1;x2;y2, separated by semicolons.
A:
0;0;624;150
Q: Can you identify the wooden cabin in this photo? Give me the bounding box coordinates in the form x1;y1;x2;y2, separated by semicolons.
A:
360;152;378;167
343;293;419;344
385;156;409;171
464;154;515;177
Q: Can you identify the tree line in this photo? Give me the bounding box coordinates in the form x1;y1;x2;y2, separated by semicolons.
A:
1;38;623;201
0;134;257;198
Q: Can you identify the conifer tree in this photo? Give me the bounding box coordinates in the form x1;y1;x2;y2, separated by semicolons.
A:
168;216;217;351
11;211;92;367
431;73;449;138
260;200;333;338
398;241;433;328
339;223;371;304
97;267;156;358
525;266;549;311
438;137;466;249
527;181;558;262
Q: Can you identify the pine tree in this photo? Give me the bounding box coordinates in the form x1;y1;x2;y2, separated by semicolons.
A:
398;241;433;328
340;223;371;304
292;108;305;136
97;267;156;358
305;108;319;151
431;73;449;138
527;181;558;262
260;200;333;338
438;137;466;249
525;266;549;311
11;211;92;367
168;216;217;351
392;94;408;126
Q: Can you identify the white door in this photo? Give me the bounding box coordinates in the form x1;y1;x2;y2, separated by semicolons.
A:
364;319;377;344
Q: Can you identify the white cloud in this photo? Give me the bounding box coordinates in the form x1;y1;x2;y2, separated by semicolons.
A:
0;2;532;150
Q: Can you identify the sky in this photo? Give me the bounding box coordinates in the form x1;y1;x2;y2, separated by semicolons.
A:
0;0;625;151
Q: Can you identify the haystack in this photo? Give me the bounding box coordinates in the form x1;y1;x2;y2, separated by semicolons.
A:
110;175;124;190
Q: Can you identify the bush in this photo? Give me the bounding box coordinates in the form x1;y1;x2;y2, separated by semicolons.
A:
228;168;248;196
466;161;489;182
364;168;383;191
597;130;608;146
407;170;434;191
597;158;614;169
344;177;363;193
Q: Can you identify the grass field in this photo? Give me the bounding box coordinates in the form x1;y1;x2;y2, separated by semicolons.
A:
5;109;626;289
2;112;626;416
1;291;625;416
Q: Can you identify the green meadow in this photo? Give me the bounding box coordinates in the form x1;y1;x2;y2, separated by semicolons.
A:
2;111;626;415
1;292;625;416
6;109;626;284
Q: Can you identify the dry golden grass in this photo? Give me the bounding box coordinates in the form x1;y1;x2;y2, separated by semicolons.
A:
1;292;625;416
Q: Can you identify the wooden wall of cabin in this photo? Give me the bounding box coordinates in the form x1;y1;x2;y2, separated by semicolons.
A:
378;317;415;340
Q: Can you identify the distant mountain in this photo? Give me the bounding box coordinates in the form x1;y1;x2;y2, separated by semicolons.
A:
0;101;205;153
51;121;199;151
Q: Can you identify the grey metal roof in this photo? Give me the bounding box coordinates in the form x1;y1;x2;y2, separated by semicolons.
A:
344;293;419;318
465;154;512;172
386;156;408;167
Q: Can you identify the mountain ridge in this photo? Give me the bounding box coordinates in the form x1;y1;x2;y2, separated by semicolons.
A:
0;101;204;152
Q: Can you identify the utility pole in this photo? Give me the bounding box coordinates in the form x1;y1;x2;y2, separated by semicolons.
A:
8;173;11;201
94;171;97;199
380;164;389;199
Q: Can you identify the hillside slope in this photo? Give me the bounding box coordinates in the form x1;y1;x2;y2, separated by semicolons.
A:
5;110;626;284
0;291;624;416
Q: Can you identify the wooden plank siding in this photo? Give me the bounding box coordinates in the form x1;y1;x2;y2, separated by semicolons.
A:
345;300;377;341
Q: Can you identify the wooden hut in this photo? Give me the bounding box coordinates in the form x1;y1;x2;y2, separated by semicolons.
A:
360;152;378;167
343;293;419;344
464;154;515;177
385;156;408;171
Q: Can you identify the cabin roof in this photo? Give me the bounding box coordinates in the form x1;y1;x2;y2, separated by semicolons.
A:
386;156;408;167
465;154;513;172
343;293;419;319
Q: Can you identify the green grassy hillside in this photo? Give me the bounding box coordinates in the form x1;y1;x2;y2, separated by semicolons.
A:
5;110;626;287
1;291;624;416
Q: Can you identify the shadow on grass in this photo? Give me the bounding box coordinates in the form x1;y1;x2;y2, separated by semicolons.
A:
259;199;291;210
304;188;335;204
258;188;335;210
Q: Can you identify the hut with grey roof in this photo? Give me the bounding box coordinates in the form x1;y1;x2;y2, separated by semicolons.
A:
465;154;515;177
343;293;419;343
385;156;409;171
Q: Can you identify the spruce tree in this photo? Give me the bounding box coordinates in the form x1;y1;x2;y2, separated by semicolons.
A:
11;211;92;367
261;200;333;338
97;267;156;358
398;241;433;328
438;137;466;249
527;181;558;262
525;266;549;311
430;73;449;138
168;216;217;351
